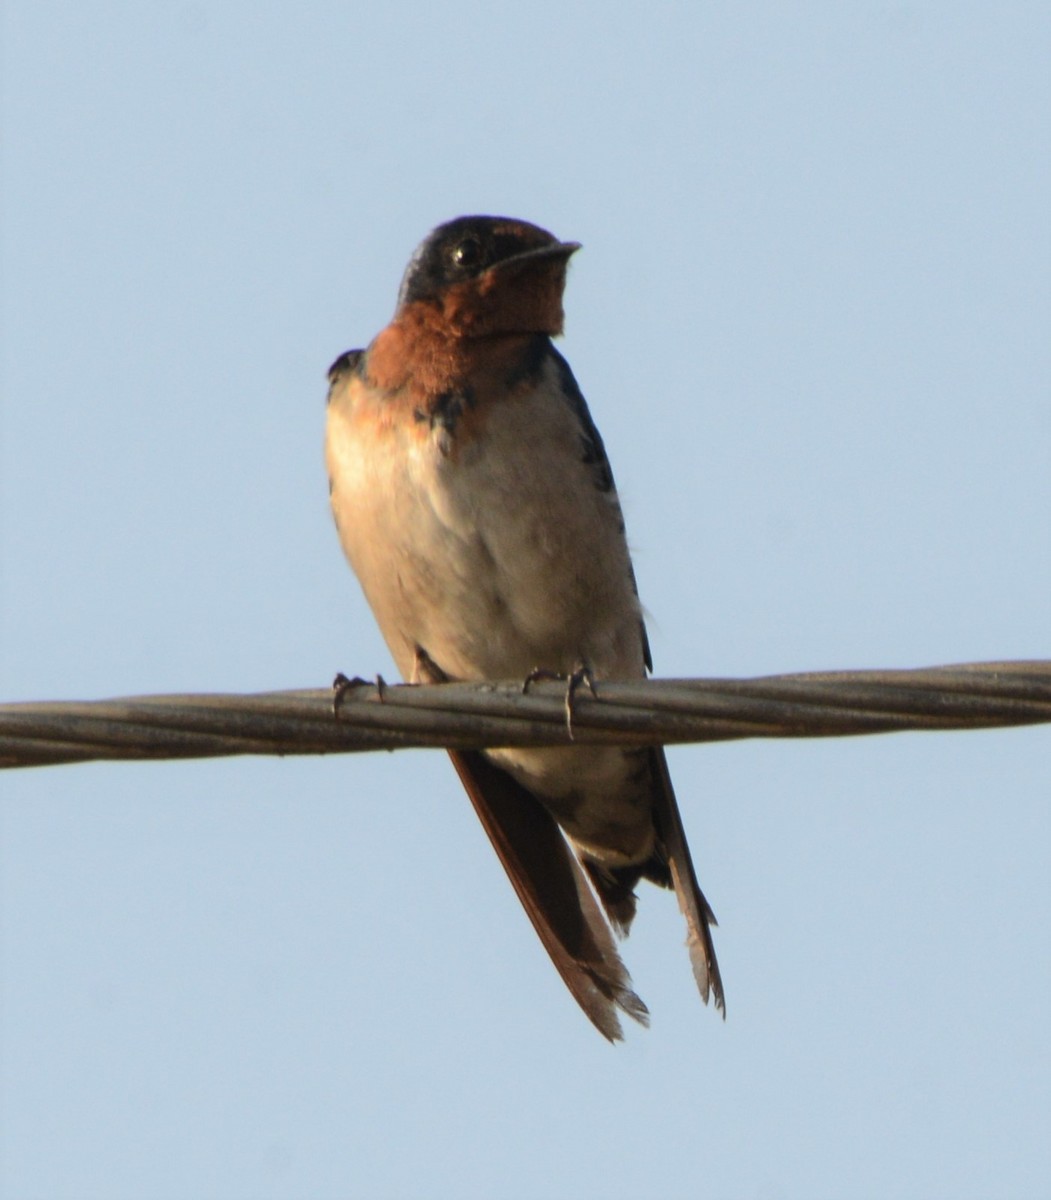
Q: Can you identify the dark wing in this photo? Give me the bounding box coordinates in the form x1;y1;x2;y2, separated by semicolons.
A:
547;343;722;1013
547;347;723;1004
547;343;652;670
649;747;726;1015
413;644;646;1040
447;749;649;1041
327;348;366;397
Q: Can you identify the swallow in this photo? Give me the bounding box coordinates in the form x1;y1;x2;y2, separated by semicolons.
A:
325;215;724;1039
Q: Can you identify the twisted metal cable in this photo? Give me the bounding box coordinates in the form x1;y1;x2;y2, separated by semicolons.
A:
2;660;1049;771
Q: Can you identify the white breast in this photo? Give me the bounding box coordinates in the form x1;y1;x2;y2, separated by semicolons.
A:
326;355;656;860
326;354;647;688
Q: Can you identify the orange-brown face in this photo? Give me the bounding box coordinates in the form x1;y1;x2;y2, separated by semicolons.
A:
395;215;580;338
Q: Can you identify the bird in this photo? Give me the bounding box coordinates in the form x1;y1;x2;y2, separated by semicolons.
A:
325;215;724;1040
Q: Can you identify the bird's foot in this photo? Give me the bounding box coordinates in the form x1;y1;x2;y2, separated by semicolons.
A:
522;660;597;740
332;672;387;716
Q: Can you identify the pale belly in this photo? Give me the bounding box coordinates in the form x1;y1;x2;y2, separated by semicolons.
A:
326;377;656;864
328;381;646;681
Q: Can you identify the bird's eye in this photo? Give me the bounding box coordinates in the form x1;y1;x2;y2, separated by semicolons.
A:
451;236;483;270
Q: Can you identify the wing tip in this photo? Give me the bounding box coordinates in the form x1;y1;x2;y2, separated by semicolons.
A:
588;990;647;1044
686;929;727;1019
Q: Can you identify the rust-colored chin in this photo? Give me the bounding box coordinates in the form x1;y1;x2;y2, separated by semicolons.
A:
367;241;579;396
442;242;579;339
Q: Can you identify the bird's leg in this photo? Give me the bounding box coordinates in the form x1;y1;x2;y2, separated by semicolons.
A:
413;645;450;685
564;661;598;738
522;660;597;740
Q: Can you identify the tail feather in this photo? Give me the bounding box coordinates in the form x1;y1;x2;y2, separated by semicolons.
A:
582;851;674;937
447;749;649;1041
649;747;726;1016
582;860;640;936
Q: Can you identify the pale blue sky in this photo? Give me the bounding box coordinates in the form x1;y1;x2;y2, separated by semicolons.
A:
2;4;1049;1198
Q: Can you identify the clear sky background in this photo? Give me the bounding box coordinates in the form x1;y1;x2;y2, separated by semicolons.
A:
2;4;1048;1198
